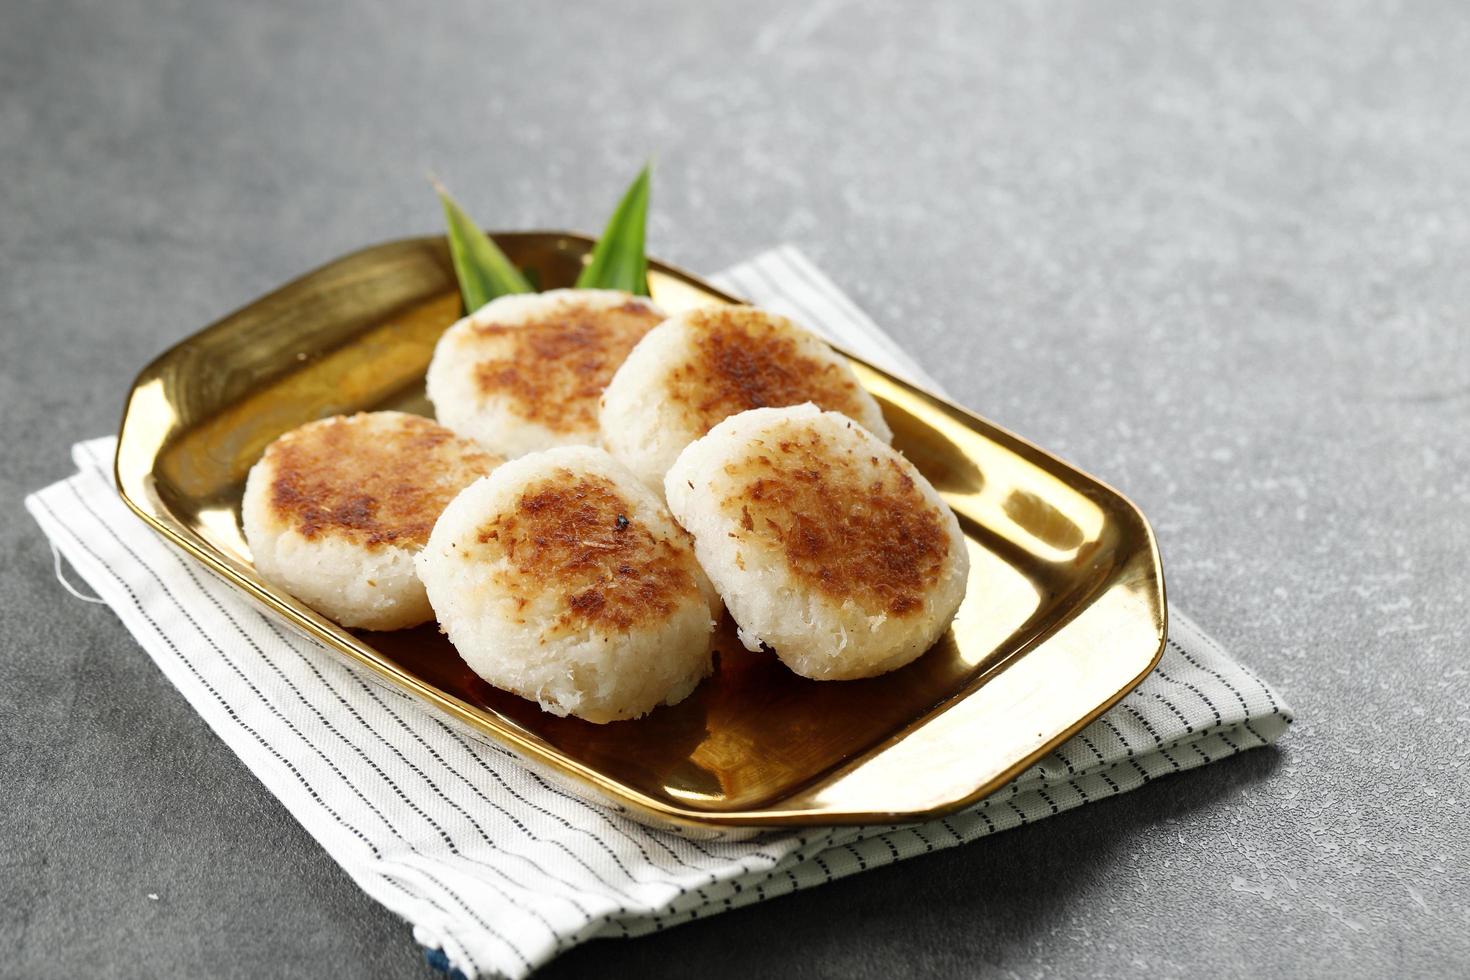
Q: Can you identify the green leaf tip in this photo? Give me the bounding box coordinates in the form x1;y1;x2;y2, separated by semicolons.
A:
576;163;652;296
432;176;533;313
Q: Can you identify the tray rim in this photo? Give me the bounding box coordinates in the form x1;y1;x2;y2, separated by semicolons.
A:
113;231;1167;830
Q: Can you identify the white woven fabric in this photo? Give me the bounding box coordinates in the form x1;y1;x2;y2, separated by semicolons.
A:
26;247;1292;980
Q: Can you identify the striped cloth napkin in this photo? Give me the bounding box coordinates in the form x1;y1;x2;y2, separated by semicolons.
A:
26;246;1293;980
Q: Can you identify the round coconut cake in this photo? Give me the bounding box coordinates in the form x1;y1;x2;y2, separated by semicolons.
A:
416;446;717;723
242;411;502;631
664;403;967;680
599;305;892;494
426;289;665;458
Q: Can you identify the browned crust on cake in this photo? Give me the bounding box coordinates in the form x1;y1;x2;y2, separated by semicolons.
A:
474;472;699;634
468;298;662;432
720;425;950;617
266;413;500;548
664;307;871;436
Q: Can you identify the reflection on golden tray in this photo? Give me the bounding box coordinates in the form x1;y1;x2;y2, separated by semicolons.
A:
114;232;1166;834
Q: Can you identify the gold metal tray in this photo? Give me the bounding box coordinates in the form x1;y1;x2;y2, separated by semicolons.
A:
114;232;1166;833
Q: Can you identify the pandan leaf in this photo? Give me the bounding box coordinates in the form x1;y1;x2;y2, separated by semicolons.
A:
575;164;651;296
432;177;532;312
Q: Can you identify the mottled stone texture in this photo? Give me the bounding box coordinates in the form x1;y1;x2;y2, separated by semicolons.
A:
2;1;1467;978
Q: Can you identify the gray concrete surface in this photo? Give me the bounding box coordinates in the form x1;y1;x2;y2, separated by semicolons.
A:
3;1;1468;977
